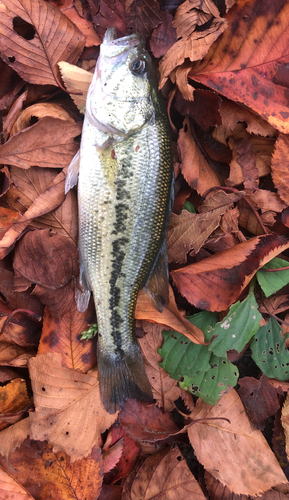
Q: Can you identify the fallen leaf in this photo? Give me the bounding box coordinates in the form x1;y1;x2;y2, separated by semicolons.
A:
138;322;182;412
0;466;33;500
13;229;79;292
177;117;220;195
248;190;287;213
136;285;205;344
188;388;287;496
190;0;289;133
219;98;277;137
58;61;93;113
60;5;101;47
28;352;117;460
0;378;30;430
174;88;222;130
171;234;289;311
0;439;103;500
0;169;75;259
238;375;280;429
10;102;76;135
204;471;250;500
119;399;178;443
38;305;96;372
150;11;177;58
99;485;122;500
102;438;123;474
129;446;207;500
0;418;30;463
0;0;85;86
272;134;289;205
103;421;141;484
0;342;35;367
0;117;81;169
234;138;259;191
281;393;289;465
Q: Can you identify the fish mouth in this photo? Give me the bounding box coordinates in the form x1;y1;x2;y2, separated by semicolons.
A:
102;27;143;50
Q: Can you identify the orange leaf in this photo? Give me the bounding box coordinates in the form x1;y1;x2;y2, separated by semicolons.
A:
171;234;289;311
39;305;96;372
136;285;205;344
177;118;220;195
190;0;289;133
0;0;85;86
272;134;289;205
0;466;33;500
0;440;103;500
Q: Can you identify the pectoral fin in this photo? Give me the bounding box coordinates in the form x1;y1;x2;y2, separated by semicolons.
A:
143;239;169;313
65;150;80;194
75;259;91;312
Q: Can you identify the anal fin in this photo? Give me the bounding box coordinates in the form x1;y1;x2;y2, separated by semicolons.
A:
143;239;169;313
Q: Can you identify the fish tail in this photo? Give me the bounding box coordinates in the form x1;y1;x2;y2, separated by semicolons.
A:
98;344;153;414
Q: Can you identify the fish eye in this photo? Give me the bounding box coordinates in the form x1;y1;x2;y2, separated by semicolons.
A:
130;58;146;76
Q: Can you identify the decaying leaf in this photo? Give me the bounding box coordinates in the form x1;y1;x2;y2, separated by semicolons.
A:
171;234;289;311
189;0;289;133
0;439;103;500
0;0;85;86
58;61;93;114
28;352;117;460
0;466;33;500
188;389;287;496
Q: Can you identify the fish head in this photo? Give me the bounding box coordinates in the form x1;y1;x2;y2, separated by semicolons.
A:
86;28;156;148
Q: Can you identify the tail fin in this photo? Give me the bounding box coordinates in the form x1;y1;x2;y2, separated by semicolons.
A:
98;343;153;414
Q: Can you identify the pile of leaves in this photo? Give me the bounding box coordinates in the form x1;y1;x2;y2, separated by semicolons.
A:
1;0;289;498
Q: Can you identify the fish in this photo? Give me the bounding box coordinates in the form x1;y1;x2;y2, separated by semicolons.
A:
65;27;174;414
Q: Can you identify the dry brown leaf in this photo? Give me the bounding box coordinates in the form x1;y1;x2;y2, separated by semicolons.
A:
237;197;264;236
205;471;250;500
281;393;289;463
219;98;277;137
150;11;177;59
138;322;182;412
0;418;30;463
129;446;206;500
28;352;117;460
172;0;220;39
6;165;78;242
159;16;227;94
188;388;287;496
0;466;33;500
58;61;93;114
38;305;96;372
168;210;222;263
3;90;27;140
0;117;81;169
0;378;30;414
0;0;85;86
214;123;275;188
177;117;220;195
11;103;75;135
60;4;101;47
248;190;287;213
0;170;73;259
136;285;205;345
13;229;78;291
0;342;35;367
272;134;289;205
234;138;259;191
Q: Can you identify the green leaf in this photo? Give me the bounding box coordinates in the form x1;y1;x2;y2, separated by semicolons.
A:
256;257;289;297
159;311;238;405
179;354;239;405
209;291;262;357
81;323;98;339
251;317;289;380
182;200;196;213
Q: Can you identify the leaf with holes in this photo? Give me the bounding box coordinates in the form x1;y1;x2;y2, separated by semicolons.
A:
209;290;262;357
0;0;85;86
257;257;289;298
159;311;239;405
180;354;239;405
251;318;289;380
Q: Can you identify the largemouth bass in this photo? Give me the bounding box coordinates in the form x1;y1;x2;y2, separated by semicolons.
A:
65;28;173;414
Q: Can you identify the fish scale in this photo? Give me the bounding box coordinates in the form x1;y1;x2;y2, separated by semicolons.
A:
66;28;173;413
